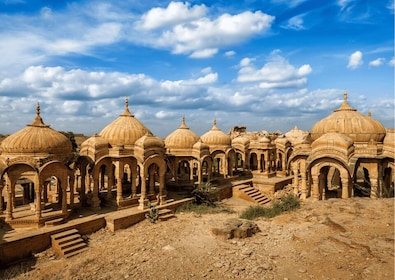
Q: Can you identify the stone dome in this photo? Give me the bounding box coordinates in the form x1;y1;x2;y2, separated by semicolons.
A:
285;126;306;144
232;136;250;146
0;103;72;155
201;119;231;147
80;133;109;156
312;132;354;150
259;135;271;144
100;99;151;147
311;91;386;142
135;132;165;150
165;116;200;150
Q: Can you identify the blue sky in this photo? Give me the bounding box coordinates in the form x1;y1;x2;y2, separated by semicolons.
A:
0;0;393;137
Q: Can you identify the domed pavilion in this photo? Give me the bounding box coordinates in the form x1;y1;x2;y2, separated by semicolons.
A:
78;99;167;210
289;91;393;200
0;103;75;227
164;116;212;188
201;119;235;178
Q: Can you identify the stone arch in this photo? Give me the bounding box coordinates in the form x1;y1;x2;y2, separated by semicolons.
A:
2;163;39;221
310;158;351;200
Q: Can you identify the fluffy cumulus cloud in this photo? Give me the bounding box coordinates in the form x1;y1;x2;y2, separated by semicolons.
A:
369;58;385;67
137;2;275;58
347;51;363;69
136;2;207;30
236;52;312;89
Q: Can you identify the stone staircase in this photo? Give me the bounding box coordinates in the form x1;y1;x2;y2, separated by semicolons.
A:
233;184;271;206
51;229;88;258
158;208;176;221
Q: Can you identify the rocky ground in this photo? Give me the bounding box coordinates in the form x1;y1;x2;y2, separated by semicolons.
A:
1;197;394;280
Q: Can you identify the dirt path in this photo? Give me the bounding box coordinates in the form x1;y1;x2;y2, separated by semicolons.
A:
2;197;394;280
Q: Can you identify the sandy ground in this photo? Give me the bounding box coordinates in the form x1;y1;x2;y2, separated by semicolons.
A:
1;197;394;280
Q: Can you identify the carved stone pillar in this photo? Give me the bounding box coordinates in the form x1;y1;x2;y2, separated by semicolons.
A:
341;174;349;199
197;162;202;184
116;163;123;204
61;180;68;214
5;184;13;221
91;178;101;211
301;171;307;200
292;162;299;195
138;174;148;210
319;174;326;200
107;169;114;200
311;174;319;201
370;176;379;199
159;174;166;205
35;182;42;218
131;174;137;197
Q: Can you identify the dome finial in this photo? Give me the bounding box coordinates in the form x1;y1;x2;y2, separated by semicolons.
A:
335;89;356;112
179;115;188;129
211;117;220;130
368;110;372;117
36;102;40;116
30;102;47;127
121;97;133;116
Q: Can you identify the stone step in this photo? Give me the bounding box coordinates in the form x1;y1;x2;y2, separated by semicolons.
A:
62;242;87;255
64;247;89;259
57;234;81;245
159;213;176;221
51;228;88;258
158;209;172;215
59;238;84;250
244;188;256;194
51;229;79;241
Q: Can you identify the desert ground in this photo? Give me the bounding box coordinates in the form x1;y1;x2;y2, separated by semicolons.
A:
1;197;394;280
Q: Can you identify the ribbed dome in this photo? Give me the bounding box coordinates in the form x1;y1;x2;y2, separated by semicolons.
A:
259;135;271;144
100;99;151;146
0;103;72;155
285;126;306;143
312;132;354;150
80;133;109;154
201;119;231;146
232;136;250;146
135;132;164;149
311;91;386;142
165;116;200;150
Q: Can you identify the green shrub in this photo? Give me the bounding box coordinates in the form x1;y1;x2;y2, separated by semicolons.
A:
145;203;159;223
240;194;300;220
191;183;216;206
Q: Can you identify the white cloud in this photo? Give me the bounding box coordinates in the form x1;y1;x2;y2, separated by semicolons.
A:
190;48;218;58
224;50;236;57
136;2;207;30
389;57;395;66
237;52;312;89
347;51;363;69
155;110;177;119
153;10;274;57
283;15;305;30
271;0;308;8
369;58;385;67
